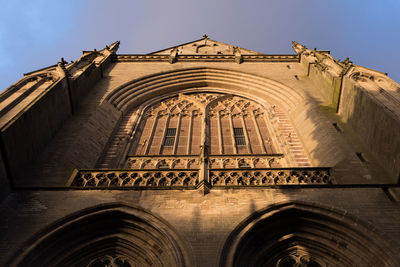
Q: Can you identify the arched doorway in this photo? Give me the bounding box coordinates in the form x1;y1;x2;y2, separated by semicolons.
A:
9;204;191;267
220;202;400;267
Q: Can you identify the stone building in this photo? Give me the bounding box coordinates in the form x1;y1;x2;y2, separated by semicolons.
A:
0;36;399;266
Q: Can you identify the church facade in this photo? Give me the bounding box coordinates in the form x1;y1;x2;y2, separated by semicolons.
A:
0;36;399;266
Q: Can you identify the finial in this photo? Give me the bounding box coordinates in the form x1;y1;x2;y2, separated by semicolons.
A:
292;41;307;54
343;57;352;65
203;34;208;39
60;57;68;65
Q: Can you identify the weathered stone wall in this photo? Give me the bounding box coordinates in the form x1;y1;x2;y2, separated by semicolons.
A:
339;78;400;182
291;103;345;167
2;78;72;183
1;40;399;266
69;64;103;111
0;151;10;201
12;60;391;186
20;85;121;187
307;63;341;105
0;188;399;266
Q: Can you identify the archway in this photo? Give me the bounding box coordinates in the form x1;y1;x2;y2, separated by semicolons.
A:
219;202;400;267
105;67;304;113
9;204;191;267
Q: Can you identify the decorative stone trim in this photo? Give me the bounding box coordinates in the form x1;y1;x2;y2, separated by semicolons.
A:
210;168;331;186
68;167;331;188
69;169;199;188
114;54;299;63
126;154;284;169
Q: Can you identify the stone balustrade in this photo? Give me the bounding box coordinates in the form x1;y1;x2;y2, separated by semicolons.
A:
210;168;331;186
68;167;331;188
69;169;199;188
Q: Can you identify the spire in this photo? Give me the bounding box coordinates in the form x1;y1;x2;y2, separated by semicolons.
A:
107;41;120;53
292;41;307;54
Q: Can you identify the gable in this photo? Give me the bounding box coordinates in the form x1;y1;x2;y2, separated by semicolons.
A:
148;36;263;55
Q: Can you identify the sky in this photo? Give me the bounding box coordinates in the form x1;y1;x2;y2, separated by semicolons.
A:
1;0;400;90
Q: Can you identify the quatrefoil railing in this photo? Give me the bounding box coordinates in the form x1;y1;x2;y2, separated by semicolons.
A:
68;168;332;188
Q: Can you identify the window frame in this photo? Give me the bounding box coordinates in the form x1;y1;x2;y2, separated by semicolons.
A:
163;127;177;147
233;127;246;146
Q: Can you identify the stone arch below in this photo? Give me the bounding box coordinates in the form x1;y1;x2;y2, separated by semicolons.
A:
9;203;192;267
219;201;400;267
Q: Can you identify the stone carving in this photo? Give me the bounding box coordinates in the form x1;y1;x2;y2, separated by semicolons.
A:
348;67;400;116
314;52;343;76
349;68;399;93
87;255;133;267
145;95;202;118
71;170;199;187
115;54;299;62
210;169;331;186
169;47;178;64
349;71;375;83
276;253;324;267
233;46;243;64
70;168;331;188
127;157;200;169
191;93;220;105
207;96;263;118
292;41;343;77
208;155;282;168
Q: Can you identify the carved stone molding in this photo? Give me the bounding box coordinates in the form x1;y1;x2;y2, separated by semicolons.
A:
208;154;283;168
114;54;299;63
127;156;200;169
70;170;199;187
87;255;133;267
210;168;331;186
68;168;332;188
276;253;325;267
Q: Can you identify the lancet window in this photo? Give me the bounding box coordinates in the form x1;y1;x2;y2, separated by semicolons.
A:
128;93;279;157
118;92;291;170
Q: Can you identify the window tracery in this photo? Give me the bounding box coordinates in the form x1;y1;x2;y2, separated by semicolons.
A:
74;91;330;190
97;91;315;173
87;255;133;267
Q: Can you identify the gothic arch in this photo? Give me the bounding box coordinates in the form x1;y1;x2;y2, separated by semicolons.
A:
204;94;278;156
9;204;191;267
105;67;304;113
219;202;400;267
100;87;311;169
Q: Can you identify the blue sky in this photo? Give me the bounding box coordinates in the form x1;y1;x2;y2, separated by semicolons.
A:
1;0;399;90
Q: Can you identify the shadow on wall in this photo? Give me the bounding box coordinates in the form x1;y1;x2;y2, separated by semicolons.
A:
219;201;400;267
336;79;400;183
18;73;121;187
7;203;192;267
293;88;392;184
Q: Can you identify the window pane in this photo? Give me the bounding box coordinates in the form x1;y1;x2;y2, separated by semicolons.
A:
234;127;246;146
164;128;176;146
165;128;176;137
234;128;244;136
